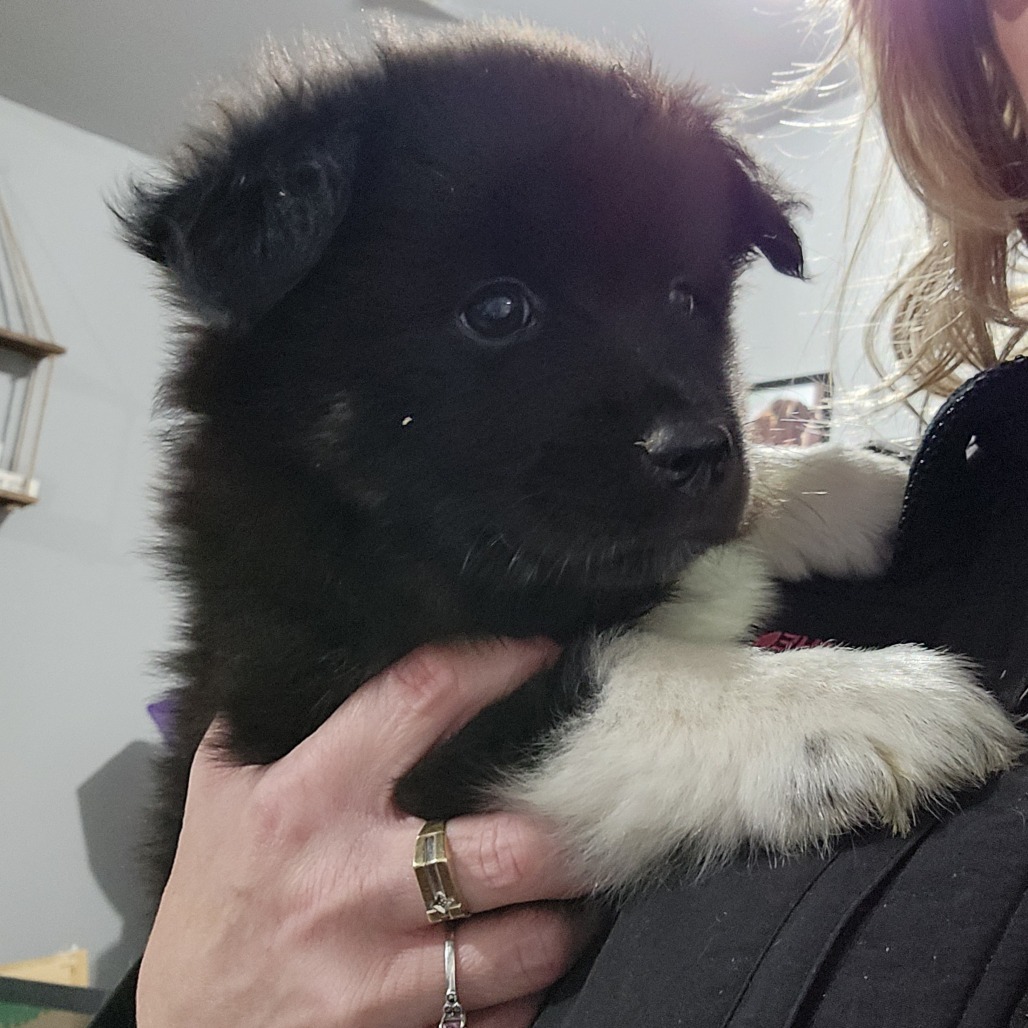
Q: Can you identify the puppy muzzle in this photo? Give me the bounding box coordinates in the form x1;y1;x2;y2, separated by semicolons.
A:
638;417;737;496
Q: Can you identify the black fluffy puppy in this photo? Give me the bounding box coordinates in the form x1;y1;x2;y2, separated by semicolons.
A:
126;26;802;887
127;27;1021;894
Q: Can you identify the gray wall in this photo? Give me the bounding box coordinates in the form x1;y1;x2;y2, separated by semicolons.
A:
0;17;922;992
0;94;172;988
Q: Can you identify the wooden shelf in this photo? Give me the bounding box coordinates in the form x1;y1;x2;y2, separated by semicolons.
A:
0;948;89;987
0;325;66;359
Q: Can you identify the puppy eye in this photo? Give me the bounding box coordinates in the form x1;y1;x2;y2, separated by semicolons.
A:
668;280;697;315
458;278;538;344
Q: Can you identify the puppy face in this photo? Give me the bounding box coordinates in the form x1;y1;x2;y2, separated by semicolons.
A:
127;31;803;597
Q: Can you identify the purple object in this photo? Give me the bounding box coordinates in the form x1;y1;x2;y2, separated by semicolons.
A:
147;697;176;744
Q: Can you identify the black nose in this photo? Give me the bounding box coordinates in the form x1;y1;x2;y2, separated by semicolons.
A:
638;417;736;493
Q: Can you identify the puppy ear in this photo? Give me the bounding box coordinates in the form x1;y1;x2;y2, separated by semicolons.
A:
746;188;806;279
724;139;806;279
119;96;360;324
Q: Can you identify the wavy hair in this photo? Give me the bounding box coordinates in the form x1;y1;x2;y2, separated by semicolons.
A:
808;0;1028;397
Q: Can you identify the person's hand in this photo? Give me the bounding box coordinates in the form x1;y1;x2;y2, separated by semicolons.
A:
137;639;597;1028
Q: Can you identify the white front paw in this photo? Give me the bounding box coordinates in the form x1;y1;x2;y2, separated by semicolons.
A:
746;445;909;581
491;634;1023;893
747;645;1024;849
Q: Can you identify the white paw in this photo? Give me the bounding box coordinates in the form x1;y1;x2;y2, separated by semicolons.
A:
746;445;909;581
491;633;1023;893
744;645;1024;849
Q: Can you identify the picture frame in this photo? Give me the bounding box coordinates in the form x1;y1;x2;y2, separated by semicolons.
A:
746;373;832;447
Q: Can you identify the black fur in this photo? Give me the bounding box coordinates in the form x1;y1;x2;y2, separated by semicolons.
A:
123;26;804;890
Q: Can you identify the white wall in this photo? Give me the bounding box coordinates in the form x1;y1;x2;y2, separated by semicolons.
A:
0;14;925;995
0;94;173;988
735;103;930;447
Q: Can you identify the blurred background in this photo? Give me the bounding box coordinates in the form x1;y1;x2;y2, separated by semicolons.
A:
0;0;920;991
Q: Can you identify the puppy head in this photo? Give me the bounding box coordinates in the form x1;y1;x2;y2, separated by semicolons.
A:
125;28;804;596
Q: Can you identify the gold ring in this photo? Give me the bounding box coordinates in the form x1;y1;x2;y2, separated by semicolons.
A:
413;820;471;924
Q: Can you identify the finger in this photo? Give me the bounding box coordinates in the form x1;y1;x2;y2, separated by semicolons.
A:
446;813;589;912
469;994;546;1028
411;902;597;1013
455;902;600;1009
287;638;559;787
387;812;587;929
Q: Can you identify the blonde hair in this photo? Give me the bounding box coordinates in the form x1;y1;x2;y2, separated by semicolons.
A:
813;0;1028;397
